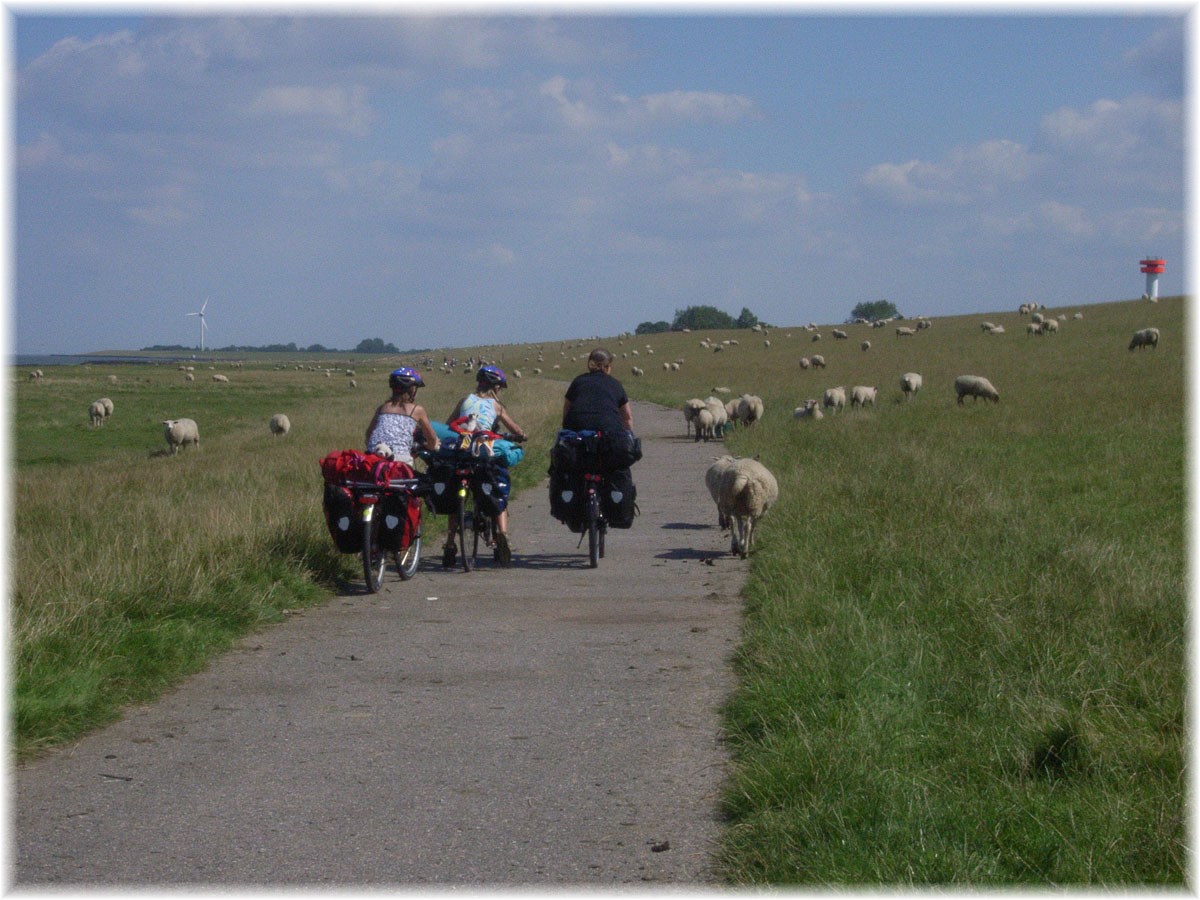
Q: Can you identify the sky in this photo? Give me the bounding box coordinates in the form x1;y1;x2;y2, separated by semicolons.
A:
9;6;1189;355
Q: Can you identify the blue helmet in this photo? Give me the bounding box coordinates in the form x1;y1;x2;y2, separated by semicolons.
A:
389;366;424;389
476;364;507;388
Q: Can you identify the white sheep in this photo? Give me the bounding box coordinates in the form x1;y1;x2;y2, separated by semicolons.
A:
896;326;916;337
693;407;716;442
717;457;779;558
955;375;1000;405
1040;319;1057;334
850;385;877;408
705;396;729;434
900;372;923;400
1027;322;1043;336
793;399;824;420
99;397;113;417
88;400;107;427
798;357;811;370
861;340;871;352
705;455;739;528
1129;328;1159;351
736;394;764;426
822;386;846;412
832;329;848;340
810;355;826;369
162;418;200;454
269;413;291;437
212;373;230;383
631;366;644;377
684;398;706;436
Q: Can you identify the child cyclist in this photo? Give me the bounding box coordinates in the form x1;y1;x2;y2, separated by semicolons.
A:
365;367;440;463
443;365;527;567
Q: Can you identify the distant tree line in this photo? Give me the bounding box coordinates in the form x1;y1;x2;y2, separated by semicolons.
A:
848;300;902;323
143;337;402;354
635;305;761;335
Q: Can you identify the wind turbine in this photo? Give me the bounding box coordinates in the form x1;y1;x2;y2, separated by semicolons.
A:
185;299;209;352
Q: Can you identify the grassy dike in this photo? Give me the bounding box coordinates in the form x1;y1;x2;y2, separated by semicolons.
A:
13;296;1185;884
13;357;566;758
614;297;1185;884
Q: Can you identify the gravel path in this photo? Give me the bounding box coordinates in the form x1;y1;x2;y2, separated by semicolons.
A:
14;399;748;887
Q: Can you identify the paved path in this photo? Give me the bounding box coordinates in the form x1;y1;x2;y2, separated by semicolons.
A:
14;400;748;887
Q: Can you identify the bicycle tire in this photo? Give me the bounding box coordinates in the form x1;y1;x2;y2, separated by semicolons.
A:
587;489;600;568
397;532;421;580
457;489;473;572
361;508;386;593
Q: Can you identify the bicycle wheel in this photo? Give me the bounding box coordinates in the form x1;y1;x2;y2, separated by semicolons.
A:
361;508;386;593
397;531;421;580
587;489;600;568
457;489;473;572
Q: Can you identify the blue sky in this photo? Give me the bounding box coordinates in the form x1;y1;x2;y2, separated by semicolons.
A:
11;9;1187;354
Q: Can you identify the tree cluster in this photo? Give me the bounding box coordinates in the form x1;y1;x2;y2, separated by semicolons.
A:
849;300;902;323
649;305;761;332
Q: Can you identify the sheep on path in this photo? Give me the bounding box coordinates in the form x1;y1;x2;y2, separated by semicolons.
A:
954;375;1000;405
1129;328;1160;351
822;386;846;412
716;457;779;558
900;372;923;400
162;418;200;454
705;455;739;529
850;385;877;408
693;407;716;442
683;398;706;437
269;413;291;437
704;396;729;435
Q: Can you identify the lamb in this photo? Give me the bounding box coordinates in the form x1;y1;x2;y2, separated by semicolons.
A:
900;372;923;400
1027;322;1043;336
793;399;823;420
736;393;764;426
693;407;716;442
896;326;916;337
798;357;811;370
705;455;739;528
716;457;779;558
850;385;877;408
954;375;1000;404
705;396;729;434
1129;328;1159;351
631;366;644;377
162;418;200;454
269;413;291;437
822;386;846;412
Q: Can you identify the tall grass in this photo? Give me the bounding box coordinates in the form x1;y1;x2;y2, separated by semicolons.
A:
12;355;563;757
615;297;1186;884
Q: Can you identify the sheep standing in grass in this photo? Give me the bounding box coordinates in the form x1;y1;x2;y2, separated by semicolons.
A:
705;396;729;436
88;400;107;427
850;385;877;408
212;373;230;383
811;355;826;369
955;375;1000;405
900;372;923;400
717;457;779;558
1129;328;1160;351
162;418;200;454
269;413;291;437
822;386;846;412
799;357;811;370
861;340;871;352
736;394;764;426
896;326;916;337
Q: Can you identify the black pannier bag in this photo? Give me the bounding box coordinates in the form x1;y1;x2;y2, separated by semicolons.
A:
376;491;419;552
474;464;511;517
599;429;642;472
323;482;363;553
601;467;637;528
424;460;461;515
549;467;588;532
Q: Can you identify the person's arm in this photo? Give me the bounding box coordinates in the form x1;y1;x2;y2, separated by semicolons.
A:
494;405;526;440
619;401;633;431
414;406;440;451
561;397;572;428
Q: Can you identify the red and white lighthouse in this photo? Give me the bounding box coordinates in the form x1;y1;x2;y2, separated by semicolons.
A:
1140;256;1165;301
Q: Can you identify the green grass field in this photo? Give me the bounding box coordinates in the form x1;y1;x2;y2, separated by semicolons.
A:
12;296;1186;884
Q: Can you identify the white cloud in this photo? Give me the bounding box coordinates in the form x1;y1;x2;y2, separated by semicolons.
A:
244;85;375;134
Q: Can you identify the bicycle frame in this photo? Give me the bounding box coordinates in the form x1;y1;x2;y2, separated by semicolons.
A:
345;477;425;591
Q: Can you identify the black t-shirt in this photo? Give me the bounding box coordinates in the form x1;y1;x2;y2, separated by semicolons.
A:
563;371;629;434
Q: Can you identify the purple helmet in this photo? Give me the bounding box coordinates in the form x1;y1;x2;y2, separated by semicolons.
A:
389;366;425;389
476;365;507;388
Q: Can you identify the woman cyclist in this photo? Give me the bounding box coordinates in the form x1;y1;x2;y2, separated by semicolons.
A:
443;365;527;567
562;349;633;434
365;367;440;463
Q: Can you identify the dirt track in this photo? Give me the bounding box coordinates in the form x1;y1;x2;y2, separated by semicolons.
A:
14;399;749;886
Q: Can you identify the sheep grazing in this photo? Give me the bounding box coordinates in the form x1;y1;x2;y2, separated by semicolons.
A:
896;326;916;337
810;355;826;369
705;455;739;528
693;407;716;442
793;399;823;420
832;329;848;340
900;372;923;400
736;394;764;426
861;340;871;352
798;357;811;370
822;386;846;412
269;413;291;437
717;457;779;559
631;366;644;377
1129;328;1160;351
212;373;230;383
954;375;1000;405
1027;322;1043;336
162;418;200;454
1040;319;1057;334
705;396;729;435
850;385;877;408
